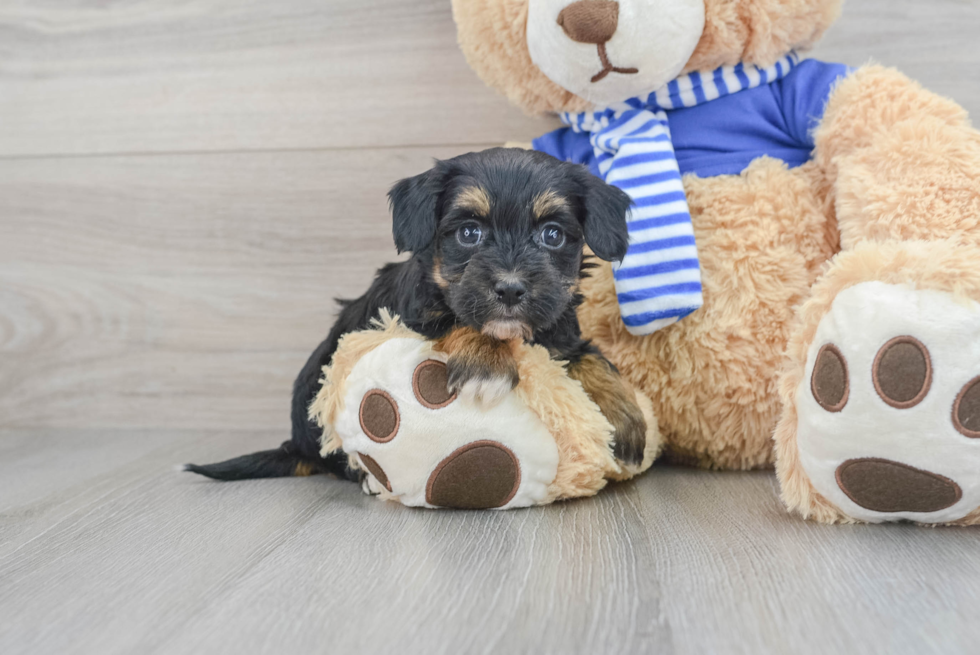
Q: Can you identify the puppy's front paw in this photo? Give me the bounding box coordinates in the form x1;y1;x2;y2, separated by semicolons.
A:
438;327;520;409
446;355;519;409
458;375;517;409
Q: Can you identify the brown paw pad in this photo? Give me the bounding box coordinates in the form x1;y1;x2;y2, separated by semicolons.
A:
357;453;391;491
873;336;932;409
836;458;961;513
413;359;457;409
425;441;521;509
953;376;980;438
811;343;849;412
359;389;400;443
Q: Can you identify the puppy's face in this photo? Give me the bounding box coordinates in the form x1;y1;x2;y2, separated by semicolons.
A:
389;148;632;339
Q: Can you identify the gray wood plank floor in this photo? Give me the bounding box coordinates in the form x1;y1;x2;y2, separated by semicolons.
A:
2;1;979;653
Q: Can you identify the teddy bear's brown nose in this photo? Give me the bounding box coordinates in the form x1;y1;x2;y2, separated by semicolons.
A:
557;0;620;45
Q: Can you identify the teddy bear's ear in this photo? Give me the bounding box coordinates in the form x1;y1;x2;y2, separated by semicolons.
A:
388;163;447;254
579;172;631;263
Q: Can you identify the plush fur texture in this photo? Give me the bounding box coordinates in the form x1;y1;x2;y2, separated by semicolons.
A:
578;158;837;469
576;66;980;486
684;0;840;76
574;66;980;474
813;65;980;250
451;0;842;114
312;311;661;503
773;65;980;524
453;1;980;525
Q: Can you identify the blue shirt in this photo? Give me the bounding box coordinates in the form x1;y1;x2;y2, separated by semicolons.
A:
533;59;850;178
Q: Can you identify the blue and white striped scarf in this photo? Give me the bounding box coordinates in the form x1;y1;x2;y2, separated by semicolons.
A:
562;52;800;335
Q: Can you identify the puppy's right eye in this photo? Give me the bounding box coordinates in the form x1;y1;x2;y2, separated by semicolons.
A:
456;223;483;247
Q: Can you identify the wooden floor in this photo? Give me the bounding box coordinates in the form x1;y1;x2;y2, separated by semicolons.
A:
2;1;979;653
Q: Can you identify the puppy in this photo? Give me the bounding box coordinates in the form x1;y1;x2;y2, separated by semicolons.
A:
185;148;647;482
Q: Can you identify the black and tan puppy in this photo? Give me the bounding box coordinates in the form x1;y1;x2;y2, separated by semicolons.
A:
185;148;647;482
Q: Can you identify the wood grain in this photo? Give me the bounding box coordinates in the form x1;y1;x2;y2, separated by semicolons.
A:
0;147;479;430
0;0;553;157
1;1;976;158
3;0;980;653
2;436;979;655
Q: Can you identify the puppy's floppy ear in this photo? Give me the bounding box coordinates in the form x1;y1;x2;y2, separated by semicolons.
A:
388;163;446;254
579;172;632;262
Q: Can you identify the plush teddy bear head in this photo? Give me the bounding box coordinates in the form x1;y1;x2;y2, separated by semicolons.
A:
452;0;842;113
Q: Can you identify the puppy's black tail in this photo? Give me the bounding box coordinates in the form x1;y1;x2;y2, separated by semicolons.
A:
183;441;354;481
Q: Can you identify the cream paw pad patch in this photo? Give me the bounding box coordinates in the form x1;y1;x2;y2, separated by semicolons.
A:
333;338;559;509
794;281;980;524
310;314;661;509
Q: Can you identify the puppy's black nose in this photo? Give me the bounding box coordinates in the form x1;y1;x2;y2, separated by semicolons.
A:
494;281;527;307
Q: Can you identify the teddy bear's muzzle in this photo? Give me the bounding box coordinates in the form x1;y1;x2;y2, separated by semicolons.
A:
556;0;638;83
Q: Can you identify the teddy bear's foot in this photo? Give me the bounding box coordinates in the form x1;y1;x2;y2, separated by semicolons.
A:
793;280;980;523
333;338;560;509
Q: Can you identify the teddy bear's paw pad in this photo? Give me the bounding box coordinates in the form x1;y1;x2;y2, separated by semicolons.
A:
953;377;980;438
796;281;980;523
413;360;456;408
835;458;962;513
357;453;391;492
810;344;849;412
872;337;932;409
359;390;400;442
425;441;521;509
333;338;559;509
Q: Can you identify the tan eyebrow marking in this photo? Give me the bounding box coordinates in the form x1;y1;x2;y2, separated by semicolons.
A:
532;190;569;220
454;186;491;217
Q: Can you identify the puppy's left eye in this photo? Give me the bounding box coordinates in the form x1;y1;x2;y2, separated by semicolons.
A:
456;223;483;247
539;224;566;249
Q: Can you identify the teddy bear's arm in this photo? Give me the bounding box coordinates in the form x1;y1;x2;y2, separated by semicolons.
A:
813;65;980;249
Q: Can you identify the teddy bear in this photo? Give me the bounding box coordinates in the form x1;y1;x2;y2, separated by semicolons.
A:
310;311;661;509
450;0;980;524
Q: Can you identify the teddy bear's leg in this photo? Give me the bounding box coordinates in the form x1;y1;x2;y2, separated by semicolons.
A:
775;240;980;525
323;334;562;510
775;65;980;524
